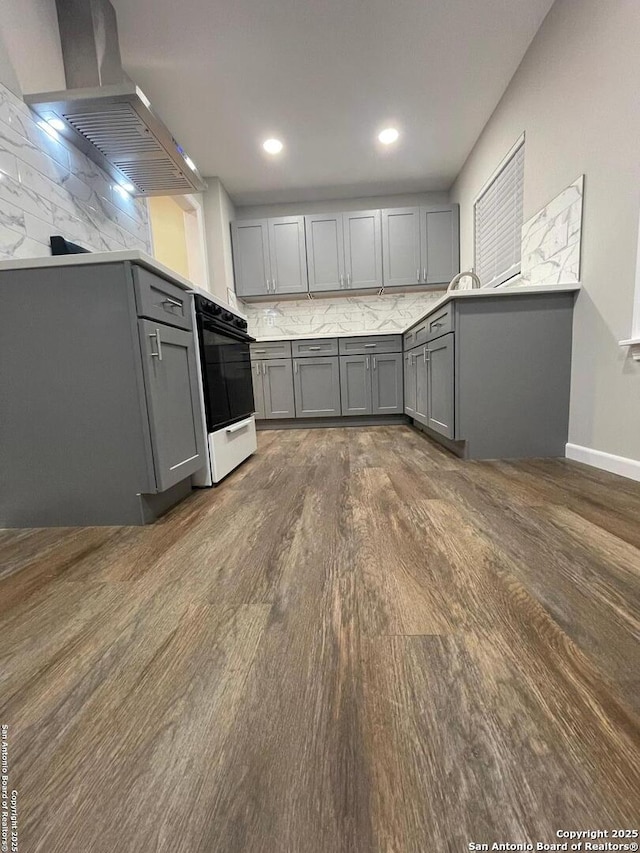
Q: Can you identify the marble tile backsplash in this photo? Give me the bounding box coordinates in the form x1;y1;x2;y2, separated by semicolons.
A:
245;291;446;339
0;82;151;260
520;175;583;287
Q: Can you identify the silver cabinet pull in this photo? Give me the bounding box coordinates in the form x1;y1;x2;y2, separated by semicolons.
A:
253;349;267;353
266;279;270;292
308;346;322;351
294;360;298;373
255;363;260;375
373;356;377;369
431;321;443;329
162;296;182;309
149;328;162;360
347;272;351;287
272;277;277;291
364;343;376;348
416;268;420;281
425;349;431;363
423;267;427;282
339;274;344;289
366;356;370;370
423;347;427;363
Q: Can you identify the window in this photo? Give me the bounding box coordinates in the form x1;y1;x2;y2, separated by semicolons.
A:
474;136;525;288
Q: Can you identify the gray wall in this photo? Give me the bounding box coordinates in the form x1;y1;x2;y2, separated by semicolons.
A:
234;191;449;221
450;0;640;466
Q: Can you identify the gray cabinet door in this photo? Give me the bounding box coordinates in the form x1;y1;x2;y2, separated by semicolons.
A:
371;352;403;414
427;333;455;438
138;319;206;492
252;361;266;419
414;346;429;425
231;219;271;297
343;210;382;290
381;207;421;287
293;356;341;417
268;216;308;295
404;350;416;416
263;358;295;418
339;355;372;415
305;214;345;292
420;206;459;285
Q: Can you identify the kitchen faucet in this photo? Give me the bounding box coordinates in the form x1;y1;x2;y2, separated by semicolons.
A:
447;270;482;292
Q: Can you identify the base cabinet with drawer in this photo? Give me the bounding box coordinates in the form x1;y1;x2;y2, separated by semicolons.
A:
403;290;577;458
250;343;296;420
0;259;206;527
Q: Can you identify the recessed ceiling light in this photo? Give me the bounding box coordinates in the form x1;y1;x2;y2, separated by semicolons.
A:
378;127;399;145
263;138;284;155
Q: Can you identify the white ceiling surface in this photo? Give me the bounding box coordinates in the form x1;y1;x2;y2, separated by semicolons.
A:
111;0;554;205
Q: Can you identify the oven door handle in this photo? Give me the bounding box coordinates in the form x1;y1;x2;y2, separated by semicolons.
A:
226;418;253;434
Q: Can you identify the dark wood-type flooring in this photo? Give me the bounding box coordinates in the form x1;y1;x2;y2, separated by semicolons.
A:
1;426;639;852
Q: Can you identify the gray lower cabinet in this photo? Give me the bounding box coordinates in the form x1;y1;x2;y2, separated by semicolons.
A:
251;358;296;419
426;333;455;438
232;216;307;298
371;352;404;414
340;355;372;415
138;319;207;492
404;350;417;416
414;346;429;424
251;361;266;419
293;356;341;417
340;351;403;416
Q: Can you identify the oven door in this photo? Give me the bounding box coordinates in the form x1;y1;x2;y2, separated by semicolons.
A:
196;317;255;432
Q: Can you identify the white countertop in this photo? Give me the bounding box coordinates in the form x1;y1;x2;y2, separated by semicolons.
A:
254;283;581;341
0;249;246;317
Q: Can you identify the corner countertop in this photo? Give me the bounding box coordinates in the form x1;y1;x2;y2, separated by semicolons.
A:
253;282;581;341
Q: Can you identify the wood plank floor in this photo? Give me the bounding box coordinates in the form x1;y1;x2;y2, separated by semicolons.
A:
1;426;639;852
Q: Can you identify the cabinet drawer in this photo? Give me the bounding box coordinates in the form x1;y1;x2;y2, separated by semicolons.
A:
404;319;430;349
250;340;292;360
291;338;339;357
426;303;454;340
339;335;402;355
133;266;192;331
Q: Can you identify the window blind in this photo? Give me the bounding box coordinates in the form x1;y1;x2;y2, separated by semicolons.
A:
474;141;524;288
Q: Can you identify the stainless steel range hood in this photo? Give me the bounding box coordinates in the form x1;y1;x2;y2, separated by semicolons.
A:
25;0;206;196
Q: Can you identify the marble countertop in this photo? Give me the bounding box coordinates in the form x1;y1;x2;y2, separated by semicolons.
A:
254;283;581;341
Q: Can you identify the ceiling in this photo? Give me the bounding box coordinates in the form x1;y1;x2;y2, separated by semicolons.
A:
111;0;554;206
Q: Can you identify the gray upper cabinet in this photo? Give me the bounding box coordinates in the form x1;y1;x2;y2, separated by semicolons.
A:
268;216;308;295
263;359;296;418
343;210;383;290
420;207;460;285
381;207;421;287
293;356;341;417
306;210;383;293
233;217;307;298
383;204;459;288
231;219;271;298
138;318;206;492
305;213;345;292
371;352;404;414
427;333;455;438
340;355;372;415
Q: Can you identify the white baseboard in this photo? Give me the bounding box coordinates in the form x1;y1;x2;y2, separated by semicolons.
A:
565;443;640;482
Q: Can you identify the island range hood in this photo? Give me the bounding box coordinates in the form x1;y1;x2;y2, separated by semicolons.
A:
25;0;207;196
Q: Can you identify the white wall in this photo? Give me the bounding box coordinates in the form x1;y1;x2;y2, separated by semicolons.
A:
201;177;236;305
450;0;640;467
1;0;66;95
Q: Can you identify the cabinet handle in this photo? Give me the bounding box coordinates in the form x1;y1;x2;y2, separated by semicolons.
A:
272;277;277;291
364;343;376;348
162;296;182;309
423;267;427;282
347;272;351;287
424;349;430;363
253;349;267;353
366;356;370;370
339;274;344;289
149;328;162;360
373;356;377;370
416;268;420;282
431;321;443;329
308;346;322;351
423;347;428;363
294;360;298;373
